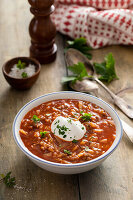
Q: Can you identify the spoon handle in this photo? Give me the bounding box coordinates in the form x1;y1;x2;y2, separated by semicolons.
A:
121;119;133;143
95;78;133;119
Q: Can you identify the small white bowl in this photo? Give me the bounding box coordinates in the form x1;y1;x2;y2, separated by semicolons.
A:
13;91;123;174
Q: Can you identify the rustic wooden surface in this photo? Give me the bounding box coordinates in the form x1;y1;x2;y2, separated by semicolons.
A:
0;0;133;200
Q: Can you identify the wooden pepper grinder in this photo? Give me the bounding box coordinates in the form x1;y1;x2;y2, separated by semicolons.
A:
28;0;57;64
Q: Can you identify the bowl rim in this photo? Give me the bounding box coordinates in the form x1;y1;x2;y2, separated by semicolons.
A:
2;56;41;80
13;91;123;167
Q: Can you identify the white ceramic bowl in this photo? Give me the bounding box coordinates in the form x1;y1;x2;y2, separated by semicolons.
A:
13;91;123;174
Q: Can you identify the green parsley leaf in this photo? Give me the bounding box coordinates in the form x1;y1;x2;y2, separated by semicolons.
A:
31;115;40;123
45;113;51;116
72;139;78;143
64;149;72;155
56;125;69;136
67;118;72;124
80;112;92;121
62;62;91;84
93;53;119;83
0;172;16;188
40;131;47;138
84;146;90;152
84;135;88;138
66;37;92;60
21;72;28;78
16;60;26;69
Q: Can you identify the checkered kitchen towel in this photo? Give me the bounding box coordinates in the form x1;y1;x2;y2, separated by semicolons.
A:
52;0;133;48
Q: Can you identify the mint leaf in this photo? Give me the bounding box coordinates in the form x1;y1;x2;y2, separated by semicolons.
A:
62;62;90;84
94;53;118;83
66;37;92;60
17;60;26;69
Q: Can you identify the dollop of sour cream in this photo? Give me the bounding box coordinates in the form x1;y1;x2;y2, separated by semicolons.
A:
51;116;86;141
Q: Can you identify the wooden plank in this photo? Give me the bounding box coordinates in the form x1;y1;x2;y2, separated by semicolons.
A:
0;0;79;200
79;46;133;200
0;0;133;200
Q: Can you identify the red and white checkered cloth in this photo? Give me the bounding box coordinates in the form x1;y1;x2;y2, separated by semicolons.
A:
52;0;133;48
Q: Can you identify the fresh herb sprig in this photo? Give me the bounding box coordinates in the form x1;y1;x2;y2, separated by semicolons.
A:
80;111;92;121
62;62;91;84
0;172;16;188
64;149;72;155
66;37;92;60
31;115;40;123
93;53;119;83
17;60;26;69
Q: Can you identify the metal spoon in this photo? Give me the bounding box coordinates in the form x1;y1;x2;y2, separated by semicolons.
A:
65;48;133;119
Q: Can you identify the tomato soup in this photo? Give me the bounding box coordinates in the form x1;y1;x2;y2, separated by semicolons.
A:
20;99;116;164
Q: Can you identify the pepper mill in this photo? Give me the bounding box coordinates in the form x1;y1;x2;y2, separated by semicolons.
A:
28;0;57;64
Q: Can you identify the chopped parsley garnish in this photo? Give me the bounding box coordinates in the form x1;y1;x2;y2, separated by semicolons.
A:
66;37;92;60
46;113;51;116
82;127;84;130
73;112;78;116
80;112;92;121
84;146;90;152
59;144;62;147
80;111;92;121
67;118;72;124
85;135;87;138
93;53;119;83
21;72;28;78
17;60;26;69
0;172;16;188
72;139;78;143
40;131;47;138
64;149;72;155
56;124;69;136
31;115;40;123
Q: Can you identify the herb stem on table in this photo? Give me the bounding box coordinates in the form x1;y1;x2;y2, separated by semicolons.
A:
0;172;16;188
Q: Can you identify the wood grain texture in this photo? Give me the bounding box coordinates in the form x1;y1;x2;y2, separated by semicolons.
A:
79;46;133;200
0;0;133;200
0;1;78;200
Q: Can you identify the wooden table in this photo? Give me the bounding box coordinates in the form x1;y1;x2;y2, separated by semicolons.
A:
0;1;133;199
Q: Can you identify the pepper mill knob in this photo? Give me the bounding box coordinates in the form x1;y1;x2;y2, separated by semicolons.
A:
28;0;57;64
